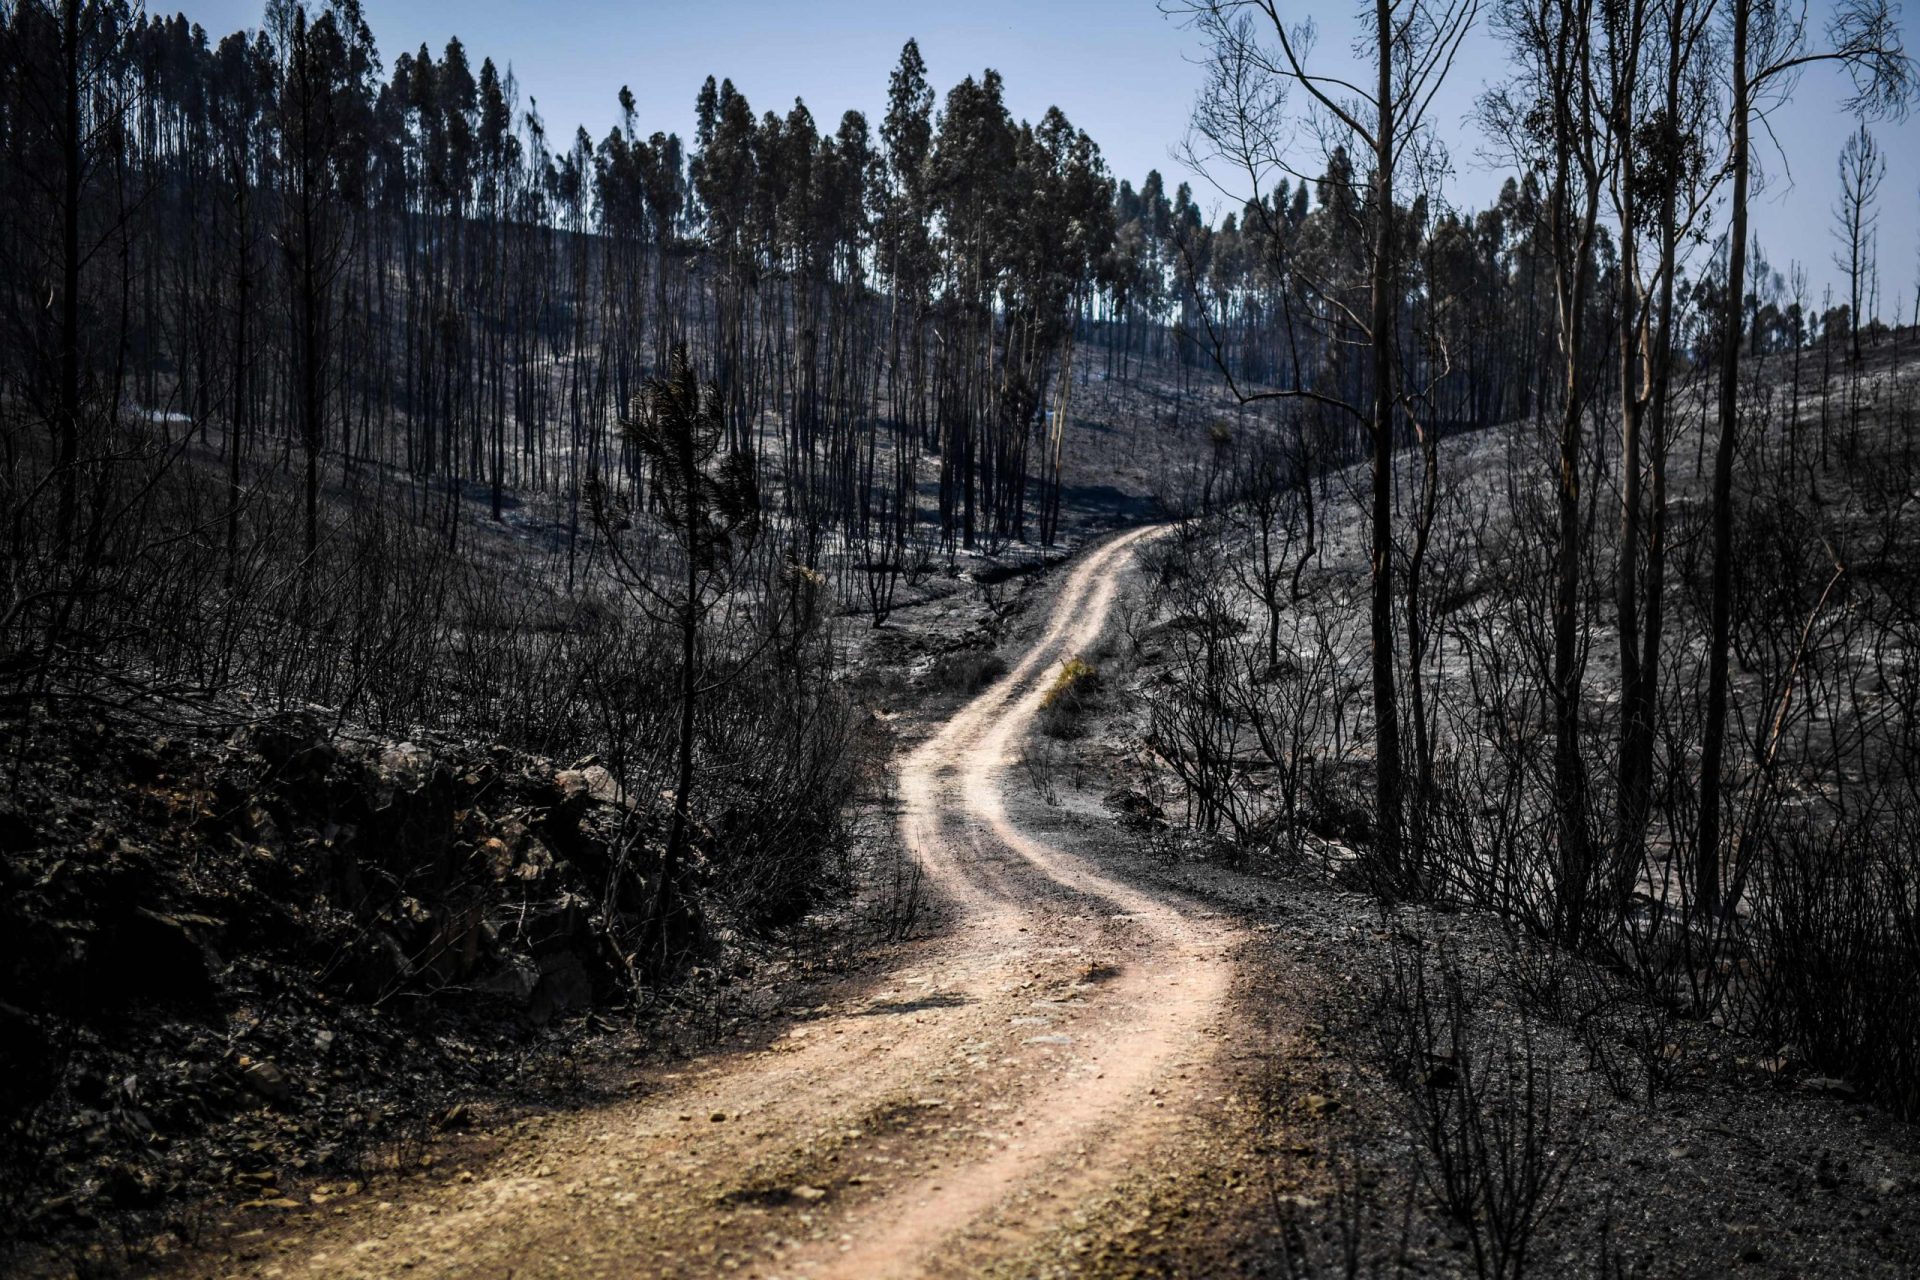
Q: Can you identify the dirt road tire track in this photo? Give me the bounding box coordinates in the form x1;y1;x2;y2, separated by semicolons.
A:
194;525;1243;1280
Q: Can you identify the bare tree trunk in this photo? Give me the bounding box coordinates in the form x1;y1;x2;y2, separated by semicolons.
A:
1615;209;1646;806
1615;0;1688;897
228;179;251;590
658;537;699;970
55;0;83;559
1699;0;1751;918
1367;0;1406;888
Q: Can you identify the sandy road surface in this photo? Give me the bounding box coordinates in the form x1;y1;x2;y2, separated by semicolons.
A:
199;525;1243;1279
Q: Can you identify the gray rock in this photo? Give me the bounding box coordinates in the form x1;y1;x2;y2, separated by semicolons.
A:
240;1058;291;1103
475;954;540;1007
555;764;622;806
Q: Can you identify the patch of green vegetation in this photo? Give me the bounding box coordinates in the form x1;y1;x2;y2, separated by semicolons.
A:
1039;657;1102;739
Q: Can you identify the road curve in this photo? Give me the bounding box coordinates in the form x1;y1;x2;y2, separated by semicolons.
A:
197;524;1241;1280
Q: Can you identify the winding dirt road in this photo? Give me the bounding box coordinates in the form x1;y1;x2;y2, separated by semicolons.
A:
205;526;1243;1279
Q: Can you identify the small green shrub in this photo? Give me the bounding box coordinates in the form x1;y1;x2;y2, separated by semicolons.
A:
1038;657;1101;739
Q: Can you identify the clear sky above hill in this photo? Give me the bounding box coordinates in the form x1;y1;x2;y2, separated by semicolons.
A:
192;0;1919;320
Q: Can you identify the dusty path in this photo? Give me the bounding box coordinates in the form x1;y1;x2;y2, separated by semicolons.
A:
198;526;1243;1279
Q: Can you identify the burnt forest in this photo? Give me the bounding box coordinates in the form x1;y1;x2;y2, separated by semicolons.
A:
3;0;1920;1276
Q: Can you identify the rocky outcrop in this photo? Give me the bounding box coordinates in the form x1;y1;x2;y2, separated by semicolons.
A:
0;710;660;1245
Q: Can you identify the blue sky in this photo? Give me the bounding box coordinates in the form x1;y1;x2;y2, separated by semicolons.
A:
190;0;1919;319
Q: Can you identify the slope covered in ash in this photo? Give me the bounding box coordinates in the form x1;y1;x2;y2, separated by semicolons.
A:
0;710;680;1253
